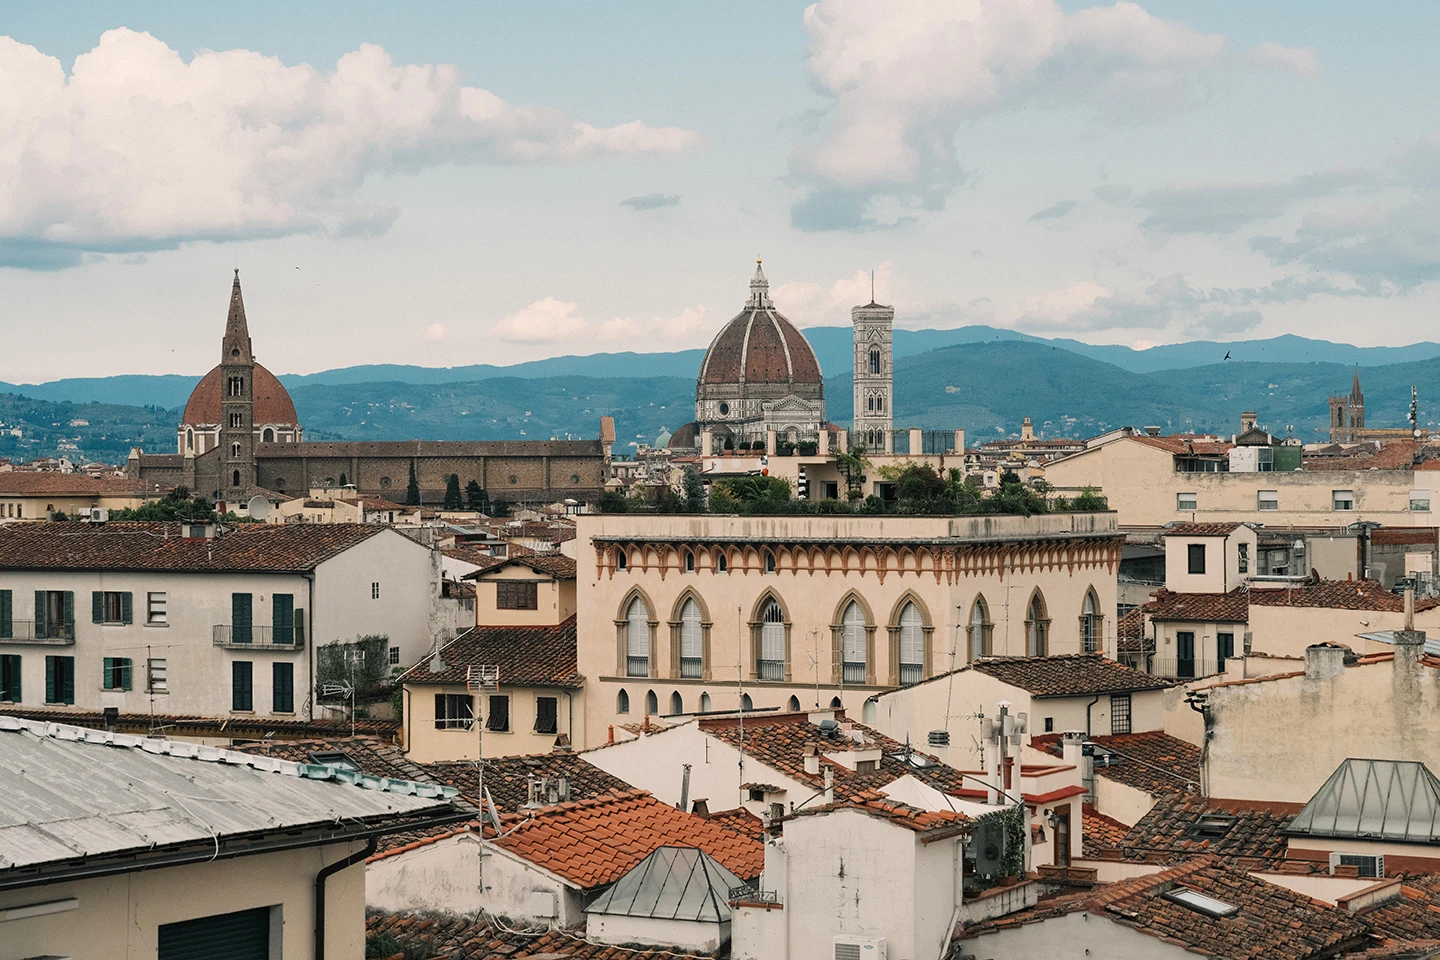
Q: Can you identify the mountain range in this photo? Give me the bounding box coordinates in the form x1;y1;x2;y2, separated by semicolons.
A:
3;329;1437;461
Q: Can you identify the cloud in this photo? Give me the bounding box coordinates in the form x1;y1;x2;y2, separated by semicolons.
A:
1003;274;1265;334
1184;309;1263;337
425;323;447;341
1030;199;1077;221
772;261;895;325
1251;199;1440;291
1093;183;1133;204
620;193;681;211
1136;169;1372;234
599;305;709;342
0;30;700;268
494;297;589;343
789;0;1316;230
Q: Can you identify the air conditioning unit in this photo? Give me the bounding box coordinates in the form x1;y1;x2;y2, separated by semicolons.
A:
971;818;1005;879
527;890;558;919
833;936;886;960
1330;852;1384;879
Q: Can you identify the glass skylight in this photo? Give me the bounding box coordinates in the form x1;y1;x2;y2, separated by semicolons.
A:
1164;887;1239;918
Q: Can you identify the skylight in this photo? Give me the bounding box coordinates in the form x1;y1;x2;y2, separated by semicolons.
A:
1164;887;1239;918
308;750;359;770
1189;814;1237;839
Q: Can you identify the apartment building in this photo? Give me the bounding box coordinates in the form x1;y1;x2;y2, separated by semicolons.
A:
0;521;440;724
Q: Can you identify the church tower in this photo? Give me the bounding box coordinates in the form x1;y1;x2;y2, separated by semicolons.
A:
219;270;256;502
851;279;894;452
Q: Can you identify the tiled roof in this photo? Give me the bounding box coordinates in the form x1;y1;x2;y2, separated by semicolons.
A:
0;473;146;495
231;735;433;784
1162;522;1246;537
1034;731;1202;797
1249;580;1440;613
1116;794;1295;867
183;361;298;427
1360;876;1440;945
0;521;386;572
1143;588;1250;623
707;806;764;841
397;617;582;688
424;752;633;811
1131;435;1233;456
789;788;972;835
442;545;508;571
1082;807;1132;858
0;705;398;738
365;910;719;960
960;855;1369;960
1117;607;1146;640
970;654;1175;697
489;790;765;887
1303;441;1425;471
467;554;577;580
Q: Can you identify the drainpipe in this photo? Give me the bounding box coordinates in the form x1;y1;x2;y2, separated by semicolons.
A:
315;835;376;960
564;689;575;750
1084;695;1099;738
302;571;316;722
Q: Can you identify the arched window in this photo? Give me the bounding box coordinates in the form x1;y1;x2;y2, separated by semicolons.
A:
764;551;776;574
741;693;754;712
898;602;924;685
759;600;785;680
669;691;683;715
186;429;194;451
626;598;650;677
869;348;881;374
969;597;993;660
830;696;844;710
262;427;275;443
787;695;801;712
841;602;867;684
617;689;630;714
866;395;875;412
231;442;241;459
1081;590;1103;654
679;598;703;678
877;394;884;413
684;550;695;573
616;550;627;571
717;553;728;574
232;470;241;487
645;690;659;715
1026;591;1049;657
700;692;712;712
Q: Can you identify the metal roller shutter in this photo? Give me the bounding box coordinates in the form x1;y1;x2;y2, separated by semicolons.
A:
157;906;270;960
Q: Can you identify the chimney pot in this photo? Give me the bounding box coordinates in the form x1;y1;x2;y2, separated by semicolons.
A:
1304;643;1347;681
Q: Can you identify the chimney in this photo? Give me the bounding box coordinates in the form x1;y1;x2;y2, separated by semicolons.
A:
837;430;849;454
691;798;710;818
823;766;835;804
1144;425;1161;437
1304;643;1347;681
803;742;821;776
953;429;966;455
1060;730;1086;768
1392;588;1426;675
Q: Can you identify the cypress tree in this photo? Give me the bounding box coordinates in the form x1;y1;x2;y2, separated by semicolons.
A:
443;474;462;510
405;461;420;505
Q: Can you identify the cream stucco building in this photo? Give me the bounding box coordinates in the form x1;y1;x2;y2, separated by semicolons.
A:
574;512;1123;749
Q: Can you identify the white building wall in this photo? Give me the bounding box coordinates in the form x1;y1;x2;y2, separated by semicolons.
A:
959;910;1193;960
312;528;439;667
586;915;728;952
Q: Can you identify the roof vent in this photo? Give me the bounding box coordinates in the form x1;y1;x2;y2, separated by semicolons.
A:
927;730;950;747
818;718;843;740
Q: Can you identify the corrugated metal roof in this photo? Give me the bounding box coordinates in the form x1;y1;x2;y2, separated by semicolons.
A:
0;716;458;872
1286;759;1440;845
584;846;742;922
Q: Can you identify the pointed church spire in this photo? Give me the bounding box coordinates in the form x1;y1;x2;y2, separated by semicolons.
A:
223;269;253;364
1352;366;1363;401
749;257;771;308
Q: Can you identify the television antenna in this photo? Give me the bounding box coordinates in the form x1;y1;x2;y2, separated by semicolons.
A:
467;664;500;890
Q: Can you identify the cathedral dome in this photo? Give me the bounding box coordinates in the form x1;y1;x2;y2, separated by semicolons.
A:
698;261;823;387
182;362;298;427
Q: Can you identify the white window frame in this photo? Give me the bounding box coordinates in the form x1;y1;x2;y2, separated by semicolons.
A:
147;592;167;625
1411;490;1432;512
1257;490;1279;511
1177;492;1197;512
1332;489;1355;511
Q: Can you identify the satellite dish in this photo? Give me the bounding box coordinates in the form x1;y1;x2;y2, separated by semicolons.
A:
246;495;272;521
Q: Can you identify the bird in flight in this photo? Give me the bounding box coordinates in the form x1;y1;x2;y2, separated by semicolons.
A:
1223;351;1231;361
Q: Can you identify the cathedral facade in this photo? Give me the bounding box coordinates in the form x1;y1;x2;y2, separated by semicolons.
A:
128;273;611;507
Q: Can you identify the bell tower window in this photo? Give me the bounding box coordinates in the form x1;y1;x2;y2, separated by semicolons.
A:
231;442;241;458
869;348;881;374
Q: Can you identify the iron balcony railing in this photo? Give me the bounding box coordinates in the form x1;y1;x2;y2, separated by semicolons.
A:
757;659;785;681
1149;657;1225;681
212;624;305;650
899;663;923;686
680;657;703;679
842;662;867;684
729;883;781;904
625;656;650;678
0;620;75;644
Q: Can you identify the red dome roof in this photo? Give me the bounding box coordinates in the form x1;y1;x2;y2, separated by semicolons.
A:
699;307;823;386
181;363;299;427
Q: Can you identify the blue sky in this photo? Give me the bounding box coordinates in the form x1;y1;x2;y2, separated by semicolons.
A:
2;1;1438;382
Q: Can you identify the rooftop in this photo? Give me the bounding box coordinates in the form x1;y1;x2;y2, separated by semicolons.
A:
365;910;717;960
787;787;973;835
585;846;743;923
0;473;146;496
425;752;632;811
397;616;583;689
1249;581;1440;613
968;654;1176;698
1287;759;1440;845
1162;522;1247;537
0;521;388;572
488;790;764;888
1143;588;1251;624
465;553;577;580
1034;731;1203;797
0;717;459;883
1116;794;1296;867
0;705;398;739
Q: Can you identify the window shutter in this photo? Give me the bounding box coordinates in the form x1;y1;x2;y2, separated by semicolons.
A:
45;656;55;703
434;693;446;727
103;657;114;689
535;696;558;734
487;695;510;732
61;658;74;704
0;589;11;639
34;591;45;639
121;658;132;691
121;592;133;625
294;609;305;646
92;591;104;624
273;594;294;643
62;593;74;639
232;594;252;643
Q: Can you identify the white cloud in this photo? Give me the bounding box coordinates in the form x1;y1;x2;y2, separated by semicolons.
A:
495;298;589;343
790;0;1317;230
772;261;895;325
496;298;708;345
1243;41;1320;76
424;322;447;341
599;305;709;342
0;29;700;265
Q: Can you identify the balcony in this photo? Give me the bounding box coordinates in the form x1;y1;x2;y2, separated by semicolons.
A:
212;624;305;650
0;620;75;645
729;883;780;905
1149;657;1226;681
757;659;785;681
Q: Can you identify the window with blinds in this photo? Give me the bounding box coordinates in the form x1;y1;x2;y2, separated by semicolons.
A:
841;603;866;683
626;598;650;677
679;599;703;678
759;600;785;680
899;603;923;684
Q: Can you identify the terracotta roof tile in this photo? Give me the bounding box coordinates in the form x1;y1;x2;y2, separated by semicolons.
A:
466;554;577;580
1362;876;1440;945
970;654;1175;697
183;362;298;427
366;909;720;959
707;806;764;841
423;752;632;811
1083;807;1133;858
1249;580;1440;613
789;788;972;834
489;790;764;887
399;617;582;688
1143;588;1250;623
1161;522;1247;537
1303;441;1425;472
0;705;397;738
0;521;386;572
0;473;147;495
1116;794;1295;867
1034;731;1202;797
1131;435;1234;456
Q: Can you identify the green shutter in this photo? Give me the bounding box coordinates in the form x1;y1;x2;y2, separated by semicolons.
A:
62;592;74;639
294;608;305;646
92;591;104;624
273;662;294;713
273;594;294;644
34;591;45;639
121;592;133;625
121;658;132;691
232;594;252;643
0;590;11;639
103;657;114;689
158;906;271;960
45;656;55;703
61;657;74;704
1;655;20;702
232;661;252;711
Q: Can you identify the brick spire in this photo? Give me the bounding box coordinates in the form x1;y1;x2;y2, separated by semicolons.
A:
223;269;253;364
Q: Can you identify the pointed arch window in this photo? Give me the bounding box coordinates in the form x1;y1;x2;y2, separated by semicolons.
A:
700;692;712;712
787;695;801;712
969;597;993;660
1026;592;1050;657
759;600;786;681
645;690;659;715
232;470;241;488
898;602;924;685
741;693;754;712
869;348;881;374
841;602;867;684
669;691;683;715
626;598;650;677
679;598;703;678
617;689;630;714
1080;590;1103;654
717;553;728;574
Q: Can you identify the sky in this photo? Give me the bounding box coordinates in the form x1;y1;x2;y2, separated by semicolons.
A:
2;0;1439;383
